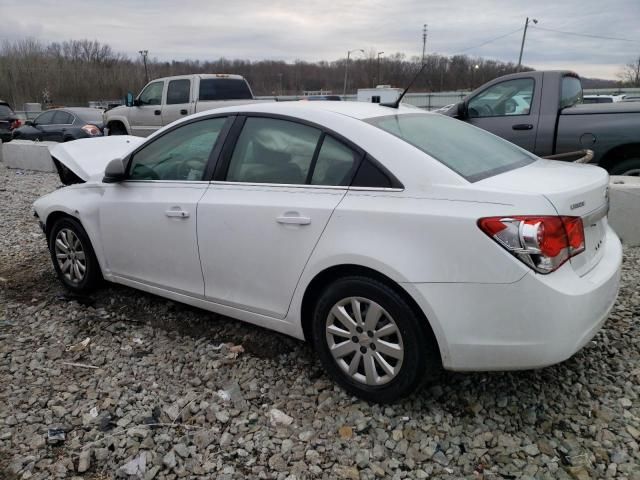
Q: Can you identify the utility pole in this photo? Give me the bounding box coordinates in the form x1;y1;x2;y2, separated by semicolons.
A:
343;49;364;96
517;18;537;71
139;50;149;83
421;24;428;64
376;51;384;86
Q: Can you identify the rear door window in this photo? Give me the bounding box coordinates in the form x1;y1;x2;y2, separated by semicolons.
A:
53;111;74;124
35;111;56;125
310;136;359;186
167;79;191;105
225;117;321;184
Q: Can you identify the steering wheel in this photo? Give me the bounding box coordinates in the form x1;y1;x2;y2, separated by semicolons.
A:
131;164;160;180
468;103;493;118
177;159;204;180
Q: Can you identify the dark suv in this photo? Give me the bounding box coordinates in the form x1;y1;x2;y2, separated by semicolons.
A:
0;101;21;142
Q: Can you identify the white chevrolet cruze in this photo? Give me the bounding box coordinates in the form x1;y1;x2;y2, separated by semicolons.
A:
34;101;622;402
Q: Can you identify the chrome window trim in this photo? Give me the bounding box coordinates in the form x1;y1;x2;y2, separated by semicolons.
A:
209;180;404;192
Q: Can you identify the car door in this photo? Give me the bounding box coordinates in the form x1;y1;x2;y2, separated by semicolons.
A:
45;111;74;142
98;116;232;295
197;116;361;318
466;77;540;151
31;110;56;140
162;78;194;125
129;80;165;137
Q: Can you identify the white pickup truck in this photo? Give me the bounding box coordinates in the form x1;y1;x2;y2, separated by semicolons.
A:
104;74;269;137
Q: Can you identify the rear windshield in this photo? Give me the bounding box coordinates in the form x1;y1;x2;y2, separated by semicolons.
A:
76;109;104;123
366;113;536;182
199;79;253;101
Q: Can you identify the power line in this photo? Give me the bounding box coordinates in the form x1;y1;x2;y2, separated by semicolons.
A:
457;27;524;53
530;25;640;44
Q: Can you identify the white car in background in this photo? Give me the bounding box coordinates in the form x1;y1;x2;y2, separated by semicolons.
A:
34;101;622;402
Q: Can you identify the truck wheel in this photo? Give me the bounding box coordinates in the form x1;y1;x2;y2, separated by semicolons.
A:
108;123;127;136
610;157;640;176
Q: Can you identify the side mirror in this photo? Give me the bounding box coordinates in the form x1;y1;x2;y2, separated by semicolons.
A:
133;98;142;107
456;101;469;119
103;158;126;183
125;92;134;107
25;120;34;126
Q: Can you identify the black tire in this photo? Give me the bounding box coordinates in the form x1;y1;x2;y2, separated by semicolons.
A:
311;276;440;403
48;217;101;293
609;157;640;176
108;123;127;136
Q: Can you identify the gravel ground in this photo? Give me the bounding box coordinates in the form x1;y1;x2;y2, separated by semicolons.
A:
0;163;639;480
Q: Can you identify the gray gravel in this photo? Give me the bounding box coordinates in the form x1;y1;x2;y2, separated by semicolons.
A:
1;163;639;480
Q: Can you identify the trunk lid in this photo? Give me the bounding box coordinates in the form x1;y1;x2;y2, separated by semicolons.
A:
478;159;610;276
50;135;144;183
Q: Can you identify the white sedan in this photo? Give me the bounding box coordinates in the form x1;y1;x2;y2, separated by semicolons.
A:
34;101;622;402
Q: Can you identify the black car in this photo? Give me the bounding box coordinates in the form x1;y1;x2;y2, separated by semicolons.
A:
12;108;104;142
0;100;21;142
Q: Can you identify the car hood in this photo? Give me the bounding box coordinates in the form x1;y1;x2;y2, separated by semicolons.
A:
50;135;145;182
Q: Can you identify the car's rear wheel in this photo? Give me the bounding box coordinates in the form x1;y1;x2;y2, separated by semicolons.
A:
610;157;640;176
48;217;101;293
311;276;440;403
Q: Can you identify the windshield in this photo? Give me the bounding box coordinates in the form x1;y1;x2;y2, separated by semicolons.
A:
366;113;536;182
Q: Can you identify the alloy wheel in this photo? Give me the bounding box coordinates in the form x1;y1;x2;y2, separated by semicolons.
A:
54;228;87;284
325;297;404;386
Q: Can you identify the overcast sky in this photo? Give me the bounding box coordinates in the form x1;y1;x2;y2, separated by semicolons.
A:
1;0;638;80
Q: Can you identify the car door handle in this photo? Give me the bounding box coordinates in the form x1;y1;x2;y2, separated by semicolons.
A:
154;110;161;115
180;109;188;115
276;213;311;225
512;124;533;130
165;208;190;218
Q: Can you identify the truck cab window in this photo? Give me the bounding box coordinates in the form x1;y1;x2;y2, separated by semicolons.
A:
560;76;583;109
468;78;534;118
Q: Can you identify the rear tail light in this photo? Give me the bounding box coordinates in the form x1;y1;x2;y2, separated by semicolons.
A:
478;216;585;274
9;119;21;130
81;124;101;136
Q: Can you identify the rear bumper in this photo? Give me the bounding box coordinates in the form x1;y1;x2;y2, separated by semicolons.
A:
405;226;622;371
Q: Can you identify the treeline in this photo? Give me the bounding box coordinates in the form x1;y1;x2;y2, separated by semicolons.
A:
0;38;532;107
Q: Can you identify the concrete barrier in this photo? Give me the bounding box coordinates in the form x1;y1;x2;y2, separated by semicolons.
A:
609;176;640;247
1;140;57;173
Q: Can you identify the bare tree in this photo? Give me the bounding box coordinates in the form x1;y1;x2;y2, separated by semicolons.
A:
0;37;530;108
619;56;640;87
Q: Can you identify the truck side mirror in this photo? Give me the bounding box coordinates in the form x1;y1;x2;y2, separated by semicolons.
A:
103;158;126;183
125;92;134;107
456;101;469;119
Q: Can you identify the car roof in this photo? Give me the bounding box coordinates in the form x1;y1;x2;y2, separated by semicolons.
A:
200;100;428;121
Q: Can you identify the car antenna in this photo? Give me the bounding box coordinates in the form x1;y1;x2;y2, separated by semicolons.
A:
380;62;428;109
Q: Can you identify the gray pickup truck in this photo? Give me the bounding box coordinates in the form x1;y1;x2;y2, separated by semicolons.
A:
446;71;640;175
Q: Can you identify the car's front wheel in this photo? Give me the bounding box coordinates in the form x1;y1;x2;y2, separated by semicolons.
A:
48;217;101;293
312;276;440;403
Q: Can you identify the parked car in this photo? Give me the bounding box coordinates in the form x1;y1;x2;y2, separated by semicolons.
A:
34;101;621;402
0;100;21;142
104;74;271;137
12;108;104;142
444;71;640;175
582;94;624;104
